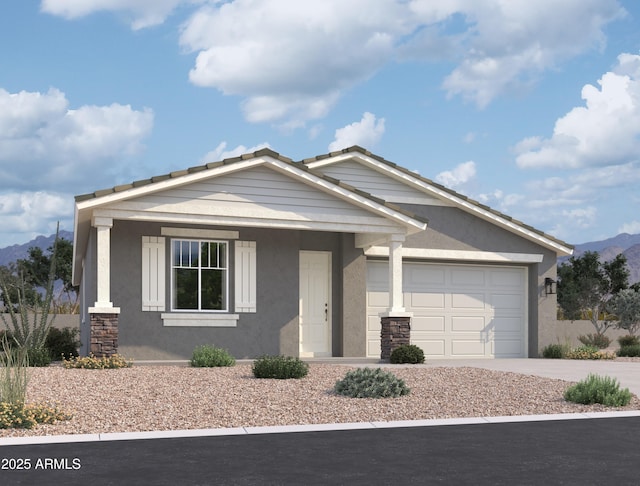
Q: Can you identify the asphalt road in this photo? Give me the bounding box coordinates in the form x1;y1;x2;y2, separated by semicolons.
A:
1;416;639;485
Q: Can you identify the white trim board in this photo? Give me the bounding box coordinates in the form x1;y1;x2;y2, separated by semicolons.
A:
365;246;544;263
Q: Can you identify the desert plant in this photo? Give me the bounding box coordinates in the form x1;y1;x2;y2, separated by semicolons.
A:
26;347;52;367
0;337;29;406
190;345;235;367
617;335;640;347
578;333;611;349
390;344;425;364
0;402;71;429
541;343;570;359
252;355;309;379
45;327;79;360
564;374;632;406
566;345;615;360
617;344;640;357
62;353;133;369
334;367;410;398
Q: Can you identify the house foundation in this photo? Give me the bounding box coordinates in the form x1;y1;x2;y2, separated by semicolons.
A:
380;316;411;360
90;312;119;357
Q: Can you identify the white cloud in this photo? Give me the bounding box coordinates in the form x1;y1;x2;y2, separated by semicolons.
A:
40;0;200;30
619;221;640;235
0;87;154;191
435;161;476;188
328;113;385;152
200;142;271;164
0;191;72;247
44;1;624;124
515;53;640;169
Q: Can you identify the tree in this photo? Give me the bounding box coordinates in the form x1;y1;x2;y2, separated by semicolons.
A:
610;288;640;336
557;251;629;335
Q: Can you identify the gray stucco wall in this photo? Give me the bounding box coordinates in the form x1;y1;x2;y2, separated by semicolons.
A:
100;221;363;360
398;204;559;358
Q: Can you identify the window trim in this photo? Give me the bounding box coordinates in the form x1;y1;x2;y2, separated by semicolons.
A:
170;238;229;313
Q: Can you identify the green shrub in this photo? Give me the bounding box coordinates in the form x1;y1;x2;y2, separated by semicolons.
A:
0;338;28;406
617;335;640;347
541;343;570;359
62;354;133;369
564;374;632;406
45;327;79;360
617;344;640;357
578;333;611;349
334;367;410;398
566;345;615;360
252;355;309;379
390;344;425;364
26;347;52;367
190;345;235;367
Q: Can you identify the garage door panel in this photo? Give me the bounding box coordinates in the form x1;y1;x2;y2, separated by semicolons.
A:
409;292;445;309
366;262;526;359
452;340;486;357
451;316;487;332
451;293;486;309
411;316;445;332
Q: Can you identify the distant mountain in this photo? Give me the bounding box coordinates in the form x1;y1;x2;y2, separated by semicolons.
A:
0;230;73;267
561;233;640;285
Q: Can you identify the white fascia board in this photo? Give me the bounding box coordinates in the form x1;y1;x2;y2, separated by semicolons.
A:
365;246;544;263
309;153;572;255
267;158;426;234
93;208;406;235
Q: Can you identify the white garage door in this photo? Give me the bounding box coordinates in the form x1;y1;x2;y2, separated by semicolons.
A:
367;261;527;358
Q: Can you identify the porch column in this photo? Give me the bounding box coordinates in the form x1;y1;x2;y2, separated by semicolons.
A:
88;216;120;357
380;233;412;360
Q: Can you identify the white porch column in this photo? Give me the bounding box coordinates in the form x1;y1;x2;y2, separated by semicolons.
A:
92;216;115;309
388;233;405;313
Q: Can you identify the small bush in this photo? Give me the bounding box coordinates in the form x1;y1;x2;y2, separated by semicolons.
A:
0;402;71;429
45;327;79;360
190;345;235;367
62;354;132;369
26;347;52;367
578;333;611;349
566;345;616;360
617;344;640;357
617;335;640;347
390;344;425;364
252;355;309;379
564;374;632;407
334;367;410;398
541;343;570;359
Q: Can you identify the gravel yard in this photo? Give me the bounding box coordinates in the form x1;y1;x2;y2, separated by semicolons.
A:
1;363;639;438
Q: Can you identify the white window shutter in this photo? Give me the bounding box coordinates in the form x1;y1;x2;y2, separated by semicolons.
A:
235;241;256;313
142;236;165;311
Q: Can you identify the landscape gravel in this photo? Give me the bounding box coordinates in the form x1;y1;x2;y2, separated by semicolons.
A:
1;363;639;438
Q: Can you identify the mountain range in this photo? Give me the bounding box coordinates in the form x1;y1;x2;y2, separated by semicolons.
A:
0;230;639;284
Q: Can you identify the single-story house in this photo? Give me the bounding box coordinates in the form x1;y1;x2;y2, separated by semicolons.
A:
72;146;573;360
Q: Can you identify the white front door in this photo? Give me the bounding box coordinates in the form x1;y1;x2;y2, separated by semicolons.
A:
299;251;331;357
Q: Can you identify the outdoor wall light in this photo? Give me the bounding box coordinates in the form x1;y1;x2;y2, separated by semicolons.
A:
544;277;557;295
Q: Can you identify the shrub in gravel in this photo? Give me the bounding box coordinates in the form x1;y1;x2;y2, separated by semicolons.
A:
565;345;615;360
252;355;309;379
45;327;79;361
617;335;640;347
564;374;632;406
0;402;71;429
26;347;52;367
62;353;133;369
390;344;425;364
541;343;570;359
190;345;235;367
617;344;640;357
334;367;410;398
578;333;611;349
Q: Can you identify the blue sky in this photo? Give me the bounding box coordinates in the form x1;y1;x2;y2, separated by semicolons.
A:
1;1;640;248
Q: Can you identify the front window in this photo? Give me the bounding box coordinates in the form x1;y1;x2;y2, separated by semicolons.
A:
172;239;228;311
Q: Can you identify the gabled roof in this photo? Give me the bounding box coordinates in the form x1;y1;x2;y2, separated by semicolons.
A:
302;145;574;256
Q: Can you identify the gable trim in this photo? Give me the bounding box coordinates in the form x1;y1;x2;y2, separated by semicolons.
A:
365;246;544;263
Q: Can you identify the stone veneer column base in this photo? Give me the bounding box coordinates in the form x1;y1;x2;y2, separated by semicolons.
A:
90;313;119;357
380;316;411;360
